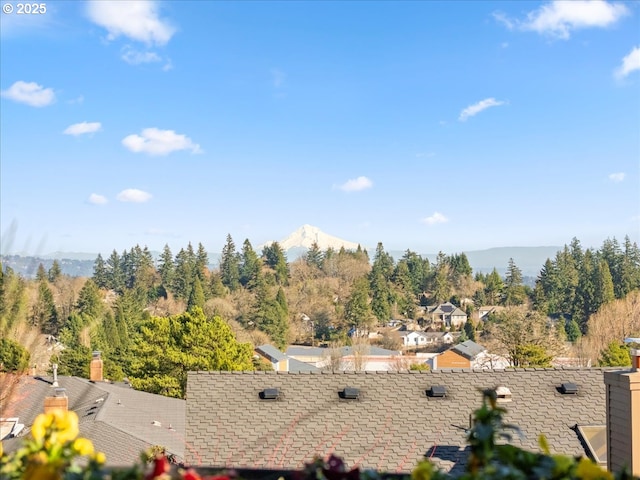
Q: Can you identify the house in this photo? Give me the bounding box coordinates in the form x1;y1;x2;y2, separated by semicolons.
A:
399;331;430;348
428;341;485;369
1;361;186;467
428;340;509;370
425;302;467;329
424;332;455;345
476;305;503;322
255;345;320;373
285;345;401;372
185;367;619;475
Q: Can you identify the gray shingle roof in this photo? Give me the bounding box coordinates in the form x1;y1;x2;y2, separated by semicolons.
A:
451;341;486;360
256;345;288;362
185;369;609;473
1;375;185;467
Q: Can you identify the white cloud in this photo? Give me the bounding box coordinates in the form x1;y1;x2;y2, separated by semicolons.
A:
1;81;55;107
608;172;626;182
271;68;286;88
614;46;640;79
122;128;202;156
459;98;506;121
338;176;373;192
86;0;175;46
121;46;162;65
116;189;152;203
63;122;102;136
88;193;108;205
495;1;629;40
421;212;449;226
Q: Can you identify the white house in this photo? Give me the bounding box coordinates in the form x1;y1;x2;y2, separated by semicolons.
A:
399;331;430;348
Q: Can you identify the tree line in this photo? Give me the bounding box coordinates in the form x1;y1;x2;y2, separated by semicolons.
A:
1;234;639;396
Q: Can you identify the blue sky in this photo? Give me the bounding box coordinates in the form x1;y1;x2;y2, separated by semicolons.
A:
1;0;639;257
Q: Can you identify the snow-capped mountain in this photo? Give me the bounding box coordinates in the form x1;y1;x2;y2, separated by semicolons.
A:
266;224;362;252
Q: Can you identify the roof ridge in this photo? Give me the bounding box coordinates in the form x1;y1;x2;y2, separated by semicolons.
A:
190;367;607;375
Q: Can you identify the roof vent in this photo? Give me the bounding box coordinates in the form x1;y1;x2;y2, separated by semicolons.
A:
54;387;67;398
427;385;447;398
560;382;579;395
496;386;512;402
151;420;161;427
259;388;280;400
340;387;360;400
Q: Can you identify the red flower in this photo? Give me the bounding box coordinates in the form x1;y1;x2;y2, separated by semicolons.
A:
322;455;360;480
181;469;202;480
146;454;170;479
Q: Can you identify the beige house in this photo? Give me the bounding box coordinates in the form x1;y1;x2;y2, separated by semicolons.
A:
425;302;468;329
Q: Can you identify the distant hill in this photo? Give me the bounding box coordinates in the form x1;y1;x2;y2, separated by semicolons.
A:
1;254;96;278
1;225;561;279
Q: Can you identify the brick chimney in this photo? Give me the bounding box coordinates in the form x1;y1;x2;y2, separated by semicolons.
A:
44;387;68;413
604;342;640;476
90;351;103;382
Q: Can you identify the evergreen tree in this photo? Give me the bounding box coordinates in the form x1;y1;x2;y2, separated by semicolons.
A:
371;242;394;280
484;268;504;305
92;254;108;289
432;254;452;303
36;263;47;282
574;249;597;332
262;241;288;285
106;250;125;293
344;277;372;329
599;341;631;367
402;250;430;296
564;318;582;343
620;236;640;297
275;286;289;317
253;281;289;349
594;259;615;308
305;241;323;270
370;271;391;323
221;234;241;291
173;247;195;300
188;277;206;311
393;261;417;318
599;238;622;297
158;244;175;288
239;239;261;289
503;258;525;306
32;279;59;335
209;272;226;297
76;279;103;319
463;319;477;341
128;307;254;398
48;260;62;282
0;338;30;372
195;243;209;282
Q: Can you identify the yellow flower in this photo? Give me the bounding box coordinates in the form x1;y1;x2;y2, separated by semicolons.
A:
72;437;94;456
93;451;106;465
575;457;613;480
51;410;79;445
31;410;80;446
31;412;55;443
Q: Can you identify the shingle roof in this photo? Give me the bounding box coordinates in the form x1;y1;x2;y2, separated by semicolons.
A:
185;369;609;474
0;374;185;467
256;345;288;362
451;341;486;360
